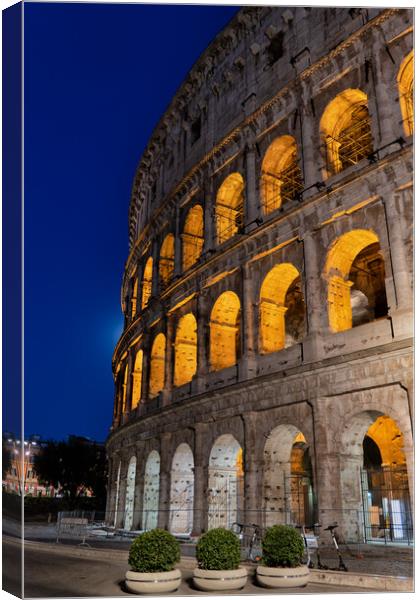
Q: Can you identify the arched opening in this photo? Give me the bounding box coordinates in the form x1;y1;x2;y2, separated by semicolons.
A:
398;51;414;136
215;173;244;244
141;257;153;309
121;364;128;413
131;350;143;410
149;333;165;398
209;291;241;371
260;136;304;214
208;434;243;530
182;205;204;271
342;413;412;543
169;444;194;535
324;229;388;333
174;313;197;387
259;264;305;353
263;425;314;528
142;450;160;531
159;234;175;287
124;456;137;530
131;277;138;319
320;89;373;176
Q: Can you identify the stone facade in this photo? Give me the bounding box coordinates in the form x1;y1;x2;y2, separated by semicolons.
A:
106;7;413;543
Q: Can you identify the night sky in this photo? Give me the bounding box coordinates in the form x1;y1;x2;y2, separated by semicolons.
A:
23;1;239;442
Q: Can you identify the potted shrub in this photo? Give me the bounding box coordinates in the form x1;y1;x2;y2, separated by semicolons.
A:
193;528;247;591
125;529;181;594
256;525;310;588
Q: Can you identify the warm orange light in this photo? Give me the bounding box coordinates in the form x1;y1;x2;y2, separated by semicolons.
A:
141;257;153;308
149;333;166;397
215;173;244;244
131;277;138;319
121;364;128;413
209;291;241;371
366;416;406;466
159;234;175;287
261;136;303;214
182;205;204;271
398;51;414;136
131;349;143;410
174;313;197;387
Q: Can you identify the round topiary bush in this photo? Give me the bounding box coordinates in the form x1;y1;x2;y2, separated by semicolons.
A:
261;525;304;568
128;529;181;572
196;528;241;570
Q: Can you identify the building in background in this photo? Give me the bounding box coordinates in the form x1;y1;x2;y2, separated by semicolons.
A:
106;7;413;544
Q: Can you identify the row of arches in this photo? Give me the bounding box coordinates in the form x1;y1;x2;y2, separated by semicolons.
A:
118;412;411;543
116;227;388;415
128;51;412;313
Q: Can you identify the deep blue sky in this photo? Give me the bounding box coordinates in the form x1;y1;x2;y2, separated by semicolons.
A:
23;1;238;442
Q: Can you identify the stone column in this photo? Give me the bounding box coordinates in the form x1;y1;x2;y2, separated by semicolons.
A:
203;171;215;252
124;351;135;417
300;90;320;195
139;333;151;409
301;234;325;361
132;448;144;530
174;204;182;277
244;137;259;229
192;423;209;535
239;264;257;380
196;292;210;393
242;412;263;526
116;457;128;529
151;239;160;298
157;433;172;530
162;316;175;406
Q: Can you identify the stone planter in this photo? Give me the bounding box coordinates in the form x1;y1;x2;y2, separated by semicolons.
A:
193;567;248;591
125;569;182;594
256;564;310;588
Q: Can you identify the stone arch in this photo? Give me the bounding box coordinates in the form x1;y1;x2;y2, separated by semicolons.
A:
142;450;160;530
131;349;143;410
260;135;303;213
174;313;197;387
259;263;305;353
323;229;387;332
320;89;373;176
209;291;241;371
340;410;412;542
215;173;244;244
159;234;175;287
141;256;153;308
124;456;137;530
130;276;138;319
208;434;243;530
398;51;414;136
149;333;166;398
263;424;314;527
169;443;194;535
182;204;204;271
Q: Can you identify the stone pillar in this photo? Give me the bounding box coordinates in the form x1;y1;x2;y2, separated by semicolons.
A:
239;265;257;380
151;239;160;298
139;333;151;408
157;433;172;530
174;204;182;277
132;449;144;530
242;412;263;527
196;292;209;393
244;138;259;228
300;93;320;194
192;423;209;535
124;351;135;417
116;457;128;529
162;316;175;407
203;172;215;252
301;234;325;362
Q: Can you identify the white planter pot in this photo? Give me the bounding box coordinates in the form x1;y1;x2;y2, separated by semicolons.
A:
256;564;310;588
125;568;181;594
193;567;248;591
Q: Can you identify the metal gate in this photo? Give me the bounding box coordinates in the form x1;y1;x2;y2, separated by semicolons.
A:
361;467;413;544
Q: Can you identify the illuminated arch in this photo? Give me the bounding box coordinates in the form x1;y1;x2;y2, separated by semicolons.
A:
324;229;387;332
142;450;160;530
208;434;243;530
174;313;197;387
398;51;414;136
141;257;153;308
131;277;138;319
159;234;175;287
320;89;373;175
215;173;244;244
149;333;166;398
169;443;194;534
131;349;143;410
209;291;241;371
261;136;303;214
259;263;304;353
182;205;204;271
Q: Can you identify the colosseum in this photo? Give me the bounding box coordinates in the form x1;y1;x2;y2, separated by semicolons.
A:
106;6;413;545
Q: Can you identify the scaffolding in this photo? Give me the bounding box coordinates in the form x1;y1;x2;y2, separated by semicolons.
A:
262;152;304;214
215;200;244;244
327;106;373;173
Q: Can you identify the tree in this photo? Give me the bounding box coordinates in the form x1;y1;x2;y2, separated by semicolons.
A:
33;437;107;504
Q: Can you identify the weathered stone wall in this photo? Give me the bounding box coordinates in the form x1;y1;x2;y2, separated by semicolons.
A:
107;6;413;542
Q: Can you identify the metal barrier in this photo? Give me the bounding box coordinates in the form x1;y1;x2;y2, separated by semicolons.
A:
56;510;113;545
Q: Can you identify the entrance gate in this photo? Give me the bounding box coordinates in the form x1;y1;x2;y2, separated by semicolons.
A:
360;467;413;544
